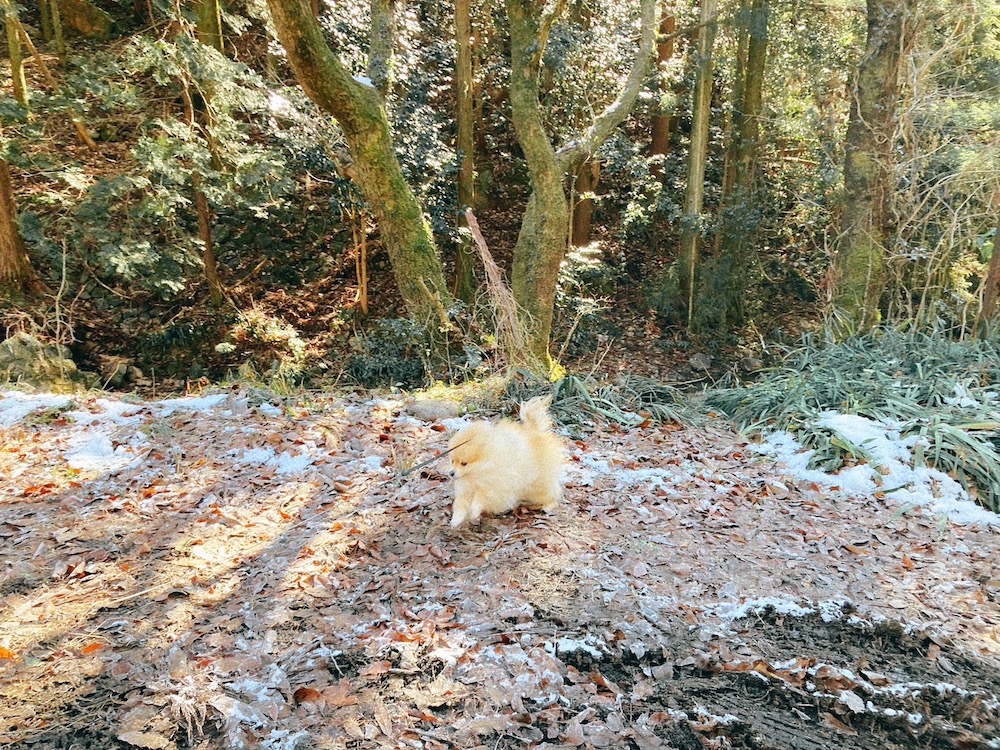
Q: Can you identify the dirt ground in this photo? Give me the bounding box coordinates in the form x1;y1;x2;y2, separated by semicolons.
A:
1;388;999;749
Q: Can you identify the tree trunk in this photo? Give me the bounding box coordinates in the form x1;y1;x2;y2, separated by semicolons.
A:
266;0;453;327
4;0;27;106
189;4;225;305
676;0;717;329
649;6;677;172
368;0;396;95
452;0;477;302
571;160;600;247
506;0;656;370
978;193;1000;328
831;0;914;331
195;0;224;53
696;0;767;335
0;157;35;292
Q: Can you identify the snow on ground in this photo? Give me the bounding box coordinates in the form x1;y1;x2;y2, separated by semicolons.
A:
3;386;1000;748
753;410;1000;526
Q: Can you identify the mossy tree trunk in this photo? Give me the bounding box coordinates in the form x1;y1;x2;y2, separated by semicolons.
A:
195;0;224;54
506;0;656;370
266;0;453;327
452;0;477;302
694;0;767;335
3;0;27;106
978;191;1000;329
676;0;717;329
368;0;396;94
831;0;914;331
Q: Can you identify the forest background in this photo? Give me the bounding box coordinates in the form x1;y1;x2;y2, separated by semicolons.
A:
0;0;996;389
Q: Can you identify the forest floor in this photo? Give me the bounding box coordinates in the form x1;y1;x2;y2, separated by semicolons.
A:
1;386;1000;750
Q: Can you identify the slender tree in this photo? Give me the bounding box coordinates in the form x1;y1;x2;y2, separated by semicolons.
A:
695;0;768;334
649;4;678;171
189;0;227;305
453;0;478;301
266;0;453;327
830;0;915;331
3;0;27;107
506;0;657;369
676;0;717;329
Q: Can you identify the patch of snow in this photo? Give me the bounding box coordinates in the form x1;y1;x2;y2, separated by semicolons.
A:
272;451;314;475
259;402;283;418
754;414;1000;527
238;447;277;465
155;393;229;415
64;433;145;472
0;391;72;427
548;635;605;660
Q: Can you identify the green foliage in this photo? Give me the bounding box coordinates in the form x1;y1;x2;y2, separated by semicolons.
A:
346;318;428;388
225;308;309;383
706;328;1000;511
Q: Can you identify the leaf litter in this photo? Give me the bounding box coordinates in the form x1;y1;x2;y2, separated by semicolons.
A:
1;386;999;750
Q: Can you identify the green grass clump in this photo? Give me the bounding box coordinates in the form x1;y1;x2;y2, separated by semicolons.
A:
706;328;1000;512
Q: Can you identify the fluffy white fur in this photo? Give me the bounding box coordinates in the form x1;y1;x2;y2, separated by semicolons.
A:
448;396;565;527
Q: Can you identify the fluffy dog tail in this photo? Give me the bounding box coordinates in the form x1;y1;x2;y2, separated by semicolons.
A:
519;396;554;432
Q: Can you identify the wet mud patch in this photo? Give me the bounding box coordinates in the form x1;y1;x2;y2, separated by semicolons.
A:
539;608;1000;749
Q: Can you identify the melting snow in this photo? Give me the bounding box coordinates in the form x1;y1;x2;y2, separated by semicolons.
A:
754;412;1000;526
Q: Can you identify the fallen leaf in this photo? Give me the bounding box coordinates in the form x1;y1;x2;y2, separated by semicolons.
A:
359;660;392;679
293;686;323;704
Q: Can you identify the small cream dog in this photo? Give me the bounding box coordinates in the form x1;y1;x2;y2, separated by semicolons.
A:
448;396;565;527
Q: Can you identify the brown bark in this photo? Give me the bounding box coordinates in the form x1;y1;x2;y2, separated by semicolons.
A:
649;8;677;169
0;158;35;292
571;160;600;247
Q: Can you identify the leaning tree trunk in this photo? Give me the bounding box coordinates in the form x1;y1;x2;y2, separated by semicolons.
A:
676;0;717;329
831;0;913;331
266;0;453;327
506;0;656;370
695;0;767;335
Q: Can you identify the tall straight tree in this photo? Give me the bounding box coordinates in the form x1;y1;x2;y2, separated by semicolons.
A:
831;0;915;331
505;0;657;369
0;127;34;292
676;0;717;328
452;0;477;302
191;0;226;306
649;4;678;170
266;0;453;326
695;0;767;334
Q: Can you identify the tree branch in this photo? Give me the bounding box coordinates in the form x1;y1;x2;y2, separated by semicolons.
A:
555;0;657;173
530;0;569;72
